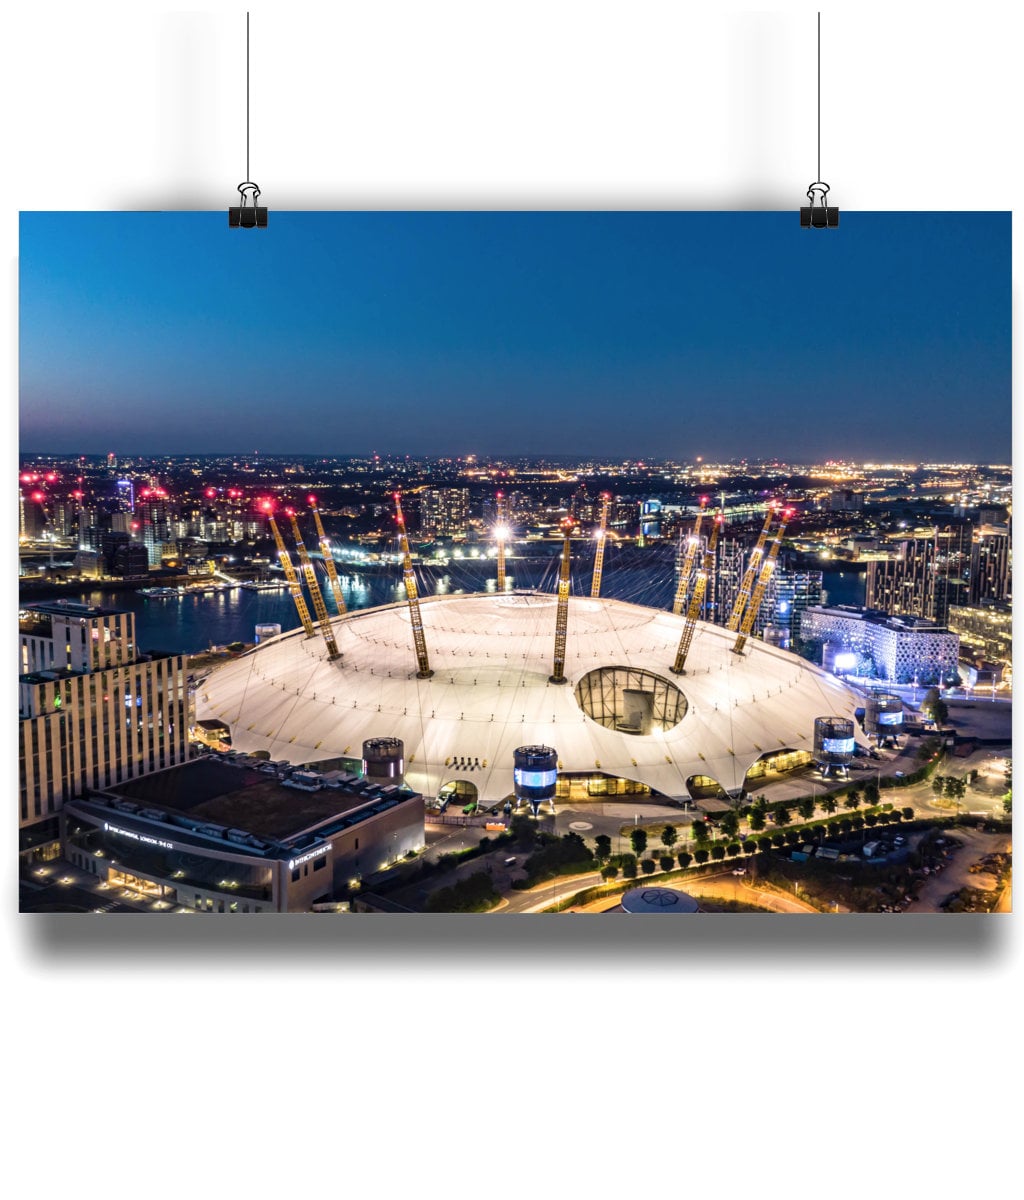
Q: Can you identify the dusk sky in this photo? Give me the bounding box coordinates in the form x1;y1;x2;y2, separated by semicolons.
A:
19;211;1010;462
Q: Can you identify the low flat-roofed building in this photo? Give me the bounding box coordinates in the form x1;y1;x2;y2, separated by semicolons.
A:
61;754;425;913
947;602;1012;668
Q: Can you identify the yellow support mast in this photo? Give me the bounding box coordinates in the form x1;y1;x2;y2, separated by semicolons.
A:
394;493;433;679
672;496;709;615
732;507;793;655
309;495;347;614
725;502;778;631
550;517;574;684
264;507;317;642
286;509;341;661
590;492;612;598
671;511;723;674
495;491;509;592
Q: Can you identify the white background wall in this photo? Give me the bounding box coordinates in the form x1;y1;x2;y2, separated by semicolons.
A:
3;4;1020;1198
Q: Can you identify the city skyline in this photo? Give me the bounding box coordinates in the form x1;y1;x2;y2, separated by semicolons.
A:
19;211;1011;462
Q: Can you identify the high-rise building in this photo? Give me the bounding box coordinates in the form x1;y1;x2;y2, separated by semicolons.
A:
969;525;1011;604
136;490;171;565
705;540;821;643
866;525;971;623
18;600;190;852
420;488;469;539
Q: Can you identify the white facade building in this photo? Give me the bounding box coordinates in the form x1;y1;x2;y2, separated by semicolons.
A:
800;605;959;685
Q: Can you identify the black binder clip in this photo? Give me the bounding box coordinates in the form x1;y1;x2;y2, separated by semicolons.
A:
800;181;839;228
229;181;267;229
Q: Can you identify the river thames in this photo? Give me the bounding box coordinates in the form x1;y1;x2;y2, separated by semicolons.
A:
49;552;864;656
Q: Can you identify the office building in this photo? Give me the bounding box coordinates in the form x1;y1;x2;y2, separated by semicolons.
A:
18;600;190;853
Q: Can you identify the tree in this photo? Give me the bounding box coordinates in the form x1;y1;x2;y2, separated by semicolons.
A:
931;698;949;726
677;850;693;870
691;819;709;845
694;848;710;865
774;806;792;827
660;825;678;850
659;855;675;873
864;811;879;827
510;815;536;850
620;854;638;879
783;828;801;846
820;795;838;815
797;797;816;822
720;810;740;839
758;836;774;854
629;828;648;857
594;834;612;861
932;775;947;798
901;806;914;821
726;842;742;858
640;858;657;875
865;783;880;806
771;833;786;848
710;844;726;861
749;808;766;832
743;840;758;856
600;863;619;881
844;789;862;810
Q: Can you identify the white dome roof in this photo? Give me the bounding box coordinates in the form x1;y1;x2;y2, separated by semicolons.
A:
195;591;862;801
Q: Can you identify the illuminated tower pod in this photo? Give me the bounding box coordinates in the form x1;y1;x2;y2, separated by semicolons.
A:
671;512;723;675
309;499;347;615
495;492;508;592
590;493;612;599
550;518;574;684
393;493;433;679
266;513;318;642
725;503;778;631
672;497;708;615
732;510;793;655
286;510;341;661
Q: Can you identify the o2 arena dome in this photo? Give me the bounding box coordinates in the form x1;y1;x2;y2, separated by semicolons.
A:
195;589;862;805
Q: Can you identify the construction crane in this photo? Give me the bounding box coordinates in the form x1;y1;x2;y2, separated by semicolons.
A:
286;510;340;661
732;508;794;655
671;511;723;675
550;517;574;683
309;496;347;614
671;496;709;615
590;493;612;598
265;508;318;643
394;493;433;678
494;491;509;592
725;503;778;632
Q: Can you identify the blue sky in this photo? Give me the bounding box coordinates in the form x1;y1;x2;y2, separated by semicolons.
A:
19;210;1011;461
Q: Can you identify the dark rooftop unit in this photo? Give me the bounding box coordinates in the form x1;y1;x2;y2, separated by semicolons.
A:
110;756;415;842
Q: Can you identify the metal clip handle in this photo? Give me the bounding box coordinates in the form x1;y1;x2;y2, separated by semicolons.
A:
237;181;262;207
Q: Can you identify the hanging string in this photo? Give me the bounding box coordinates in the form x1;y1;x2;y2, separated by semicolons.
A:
817;11;821;184
246;12;250;182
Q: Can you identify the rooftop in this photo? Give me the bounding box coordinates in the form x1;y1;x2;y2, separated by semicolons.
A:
20;599;129;619
110;757;402;842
